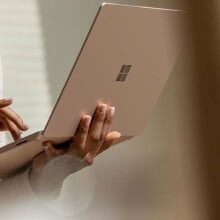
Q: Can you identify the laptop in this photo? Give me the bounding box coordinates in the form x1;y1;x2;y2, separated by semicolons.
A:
0;3;185;177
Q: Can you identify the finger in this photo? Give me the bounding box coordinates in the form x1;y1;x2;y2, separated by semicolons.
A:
83;106;116;165
98;131;121;154
85;106;115;158
43;142;55;158
43;141;64;159
84;103;108;152
3;117;22;140
100;106;115;141
8;107;29;130
0;98;13;108
0;107;29;131
67;115;91;155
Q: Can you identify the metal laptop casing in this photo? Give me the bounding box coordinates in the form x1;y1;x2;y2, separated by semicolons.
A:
0;3;184;177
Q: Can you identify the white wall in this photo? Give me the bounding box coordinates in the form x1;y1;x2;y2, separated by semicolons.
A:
0;0;51;139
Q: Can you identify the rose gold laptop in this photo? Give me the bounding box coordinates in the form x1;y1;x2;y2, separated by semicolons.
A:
0;3;185;177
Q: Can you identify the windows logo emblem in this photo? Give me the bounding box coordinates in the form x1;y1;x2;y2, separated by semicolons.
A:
116;65;132;82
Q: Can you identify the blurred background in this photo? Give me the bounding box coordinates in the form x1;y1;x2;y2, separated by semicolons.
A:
0;0;219;220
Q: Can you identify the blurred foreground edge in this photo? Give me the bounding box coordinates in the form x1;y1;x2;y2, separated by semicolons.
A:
188;1;220;220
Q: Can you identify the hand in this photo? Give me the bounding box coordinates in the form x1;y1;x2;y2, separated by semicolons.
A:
32;103;121;171
29;103;121;199
0;98;29;140
50;103;119;160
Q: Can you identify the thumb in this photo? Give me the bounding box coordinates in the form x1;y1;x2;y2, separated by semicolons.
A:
98;131;121;154
0;98;13;108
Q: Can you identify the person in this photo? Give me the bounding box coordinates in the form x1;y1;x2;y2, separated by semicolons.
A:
0;61;121;218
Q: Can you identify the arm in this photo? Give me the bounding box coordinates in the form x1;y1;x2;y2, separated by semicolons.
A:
0;100;120;201
29;103;121;200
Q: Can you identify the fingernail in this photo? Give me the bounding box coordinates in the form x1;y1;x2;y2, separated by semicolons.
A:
22;122;29;130
3;98;12;103
43;141;52;147
99;104;107;114
43;145;49;150
109;107;115;117
84;116;91;127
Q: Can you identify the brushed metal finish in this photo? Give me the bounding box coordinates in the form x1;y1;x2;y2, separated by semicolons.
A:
44;3;184;139
0;3;185;176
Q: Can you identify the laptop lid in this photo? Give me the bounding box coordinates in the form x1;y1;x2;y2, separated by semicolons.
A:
43;3;185;139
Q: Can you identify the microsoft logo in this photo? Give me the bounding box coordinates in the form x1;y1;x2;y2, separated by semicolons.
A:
116;65;132;81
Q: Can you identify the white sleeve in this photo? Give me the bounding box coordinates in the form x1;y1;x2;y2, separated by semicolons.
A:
0;170;56;219
29;155;96;216
0;170;41;208
0;163;96;219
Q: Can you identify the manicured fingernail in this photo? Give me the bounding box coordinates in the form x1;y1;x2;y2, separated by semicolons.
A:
3;98;12;103
22;122;29;130
99;104;107;114
109;107;115;117
84;116;91;127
